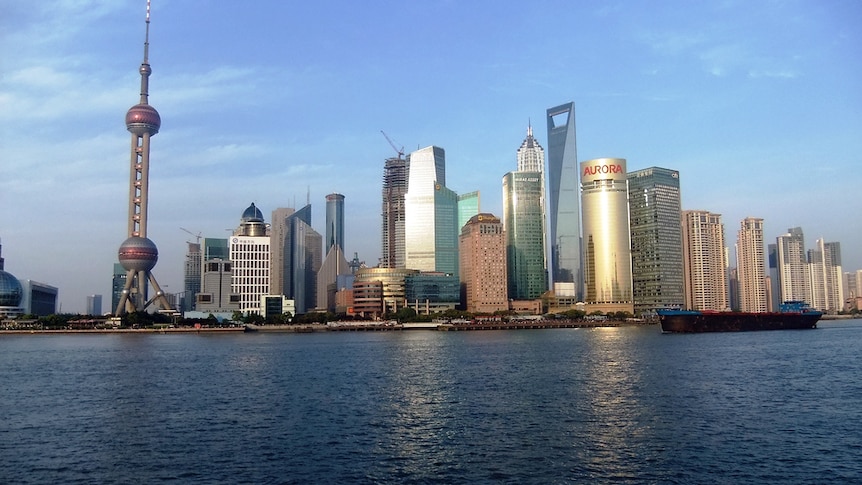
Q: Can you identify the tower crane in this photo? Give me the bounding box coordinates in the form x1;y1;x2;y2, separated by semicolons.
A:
380;130;404;160
180;227;202;244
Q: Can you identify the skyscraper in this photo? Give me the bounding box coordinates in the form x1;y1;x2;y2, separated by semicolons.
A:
580;158;633;313
269;207;296;296
682;210;728;311
86;295;102;316
325;193;345;254
457;191;480;232
776;227;810;304
809;239;843;313
546;102;581;299
627;167;684;315
197;238;239;313
381;156;408;268
183;242;201;312
284;205;322;314
736;217;767;312
404;146;459;276
502;125;547;300
114;1;172;314
459;214;508;313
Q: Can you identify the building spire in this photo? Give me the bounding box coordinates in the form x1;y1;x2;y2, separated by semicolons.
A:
139;0;152;105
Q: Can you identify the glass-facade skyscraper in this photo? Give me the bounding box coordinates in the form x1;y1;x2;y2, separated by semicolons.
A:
546;102;581;299
325;193;345;254
457;191;480;232
627;167;684;315
503;124;547;300
580;158;633;312
405;146;459;276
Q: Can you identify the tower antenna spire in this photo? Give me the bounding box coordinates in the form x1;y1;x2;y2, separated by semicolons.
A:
139;0;152;105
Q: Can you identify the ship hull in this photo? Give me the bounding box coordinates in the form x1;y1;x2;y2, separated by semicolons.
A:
658;311;821;333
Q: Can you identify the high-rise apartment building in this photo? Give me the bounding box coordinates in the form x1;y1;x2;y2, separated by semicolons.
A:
580;158;633;313
776;227;810;304
736;217;767;312
809;239;843;313
381;156;408;268
230;203;271;313
682;210;728;311
404;146;459;276
627;167;684;315
459;214;508;313
502;125;547;300
546;102;581;298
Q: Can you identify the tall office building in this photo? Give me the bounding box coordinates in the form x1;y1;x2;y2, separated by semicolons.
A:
269;207;296;296
546;102;581;299
284;205;322;314
404;146;459;276
502;125;547;300
736;217;767;312
580;158;633;313
230;203;271;313
111;263;127;315
86;295;103;316
459;214;508;313
318;194;349;311
767;243;780;311
325;193;345;254
457;191;480;232
776;227;810;304
381;156;408;268
182;242;201;312
682;210;728;311
114;2;172;314
627;167;684;315
809;239;843;313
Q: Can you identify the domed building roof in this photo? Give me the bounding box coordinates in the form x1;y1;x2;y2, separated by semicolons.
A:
241;203;264;223
0;270;23;308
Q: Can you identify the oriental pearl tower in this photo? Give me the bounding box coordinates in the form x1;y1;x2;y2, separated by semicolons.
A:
114;0;173;315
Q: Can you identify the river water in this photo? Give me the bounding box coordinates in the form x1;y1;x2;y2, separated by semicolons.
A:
1;321;860;484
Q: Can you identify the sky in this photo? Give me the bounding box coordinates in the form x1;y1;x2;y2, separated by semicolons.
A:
1;0;860;314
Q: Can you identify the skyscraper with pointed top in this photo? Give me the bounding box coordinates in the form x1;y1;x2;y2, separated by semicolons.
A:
503;123;548;299
114;1;173;315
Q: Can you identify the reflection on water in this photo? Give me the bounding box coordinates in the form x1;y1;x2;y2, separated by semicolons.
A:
1;323;861;483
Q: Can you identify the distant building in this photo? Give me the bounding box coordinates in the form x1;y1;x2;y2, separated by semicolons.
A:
459;213;507;313
736;217;767;312
580;158;633;314
354;267;418;317
19;280;58;316
196;239;240;314
283;205;322;314
404;146;459;277
325;193;345;255
111;263;128;315
546;102;582;298
317;245;350;312
627;167;684;315
269;207;296;296
457;191;480;233
0;268;23;319
682;210;728;311
809;239;843;313
86;294;102;316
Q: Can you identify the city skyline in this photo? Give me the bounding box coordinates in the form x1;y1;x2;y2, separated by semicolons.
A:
1;1;860;313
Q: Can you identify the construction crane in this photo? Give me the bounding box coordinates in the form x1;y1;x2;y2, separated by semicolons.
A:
380;130;404;160
180;227;202;244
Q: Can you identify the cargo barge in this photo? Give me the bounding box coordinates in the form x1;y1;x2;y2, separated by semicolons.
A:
657;301;822;333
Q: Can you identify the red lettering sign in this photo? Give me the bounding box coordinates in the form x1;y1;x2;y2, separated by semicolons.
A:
582;164;622;177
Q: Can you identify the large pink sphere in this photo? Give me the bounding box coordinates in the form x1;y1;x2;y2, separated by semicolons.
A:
126;104;161;136
118;236;159;272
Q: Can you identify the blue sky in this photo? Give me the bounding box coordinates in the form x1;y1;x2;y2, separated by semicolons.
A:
1;0;860;313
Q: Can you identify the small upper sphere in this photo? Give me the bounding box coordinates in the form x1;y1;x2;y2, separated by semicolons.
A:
126;104;161;136
118;236;159;272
